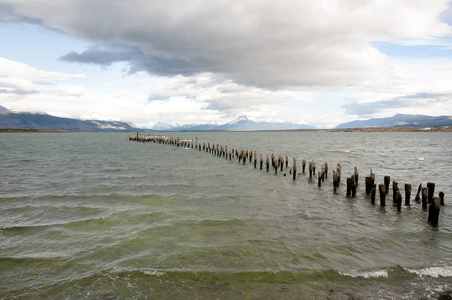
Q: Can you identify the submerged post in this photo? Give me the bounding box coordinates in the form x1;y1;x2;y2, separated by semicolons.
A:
379;184;387;207
422;187;429;209
439;191;445;206
428;197;441;225
415;183;422;202
405;184;411;206
384;176;391;191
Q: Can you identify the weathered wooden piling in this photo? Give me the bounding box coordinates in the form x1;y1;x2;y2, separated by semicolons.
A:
266;155;270;172
337;163;341;183
384;176;390;191
365;176;375;194
318;171;322;187
286;156;289;168
254;151;257;168
396;190;402;212
428;196;441;225
405;184;411;206
439;191;445;206
312;160;316;175
354;166;359;185
260;153;263;170
427;182;435;203
379;184;387;207
333;170;339;192
392;181;399;205
415;183;422;202
309;161;313;178
324;162;328;179
422;187;429;209
293;158;297;180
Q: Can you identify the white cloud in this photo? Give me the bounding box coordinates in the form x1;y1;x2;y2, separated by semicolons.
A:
2;0;449;89
0;0;451;127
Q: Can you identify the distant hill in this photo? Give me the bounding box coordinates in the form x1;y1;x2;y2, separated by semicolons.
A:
154;116;315;131
0;112;138;132
335;114;452;129
0;105;10;114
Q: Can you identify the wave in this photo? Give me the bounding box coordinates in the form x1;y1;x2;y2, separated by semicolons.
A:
6;267;450;300
340;265;452;279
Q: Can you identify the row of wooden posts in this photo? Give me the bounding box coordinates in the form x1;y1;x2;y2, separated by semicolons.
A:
129;133;444;226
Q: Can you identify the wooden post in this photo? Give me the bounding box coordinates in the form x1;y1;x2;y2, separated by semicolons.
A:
333;170;339;192
309;161;313;178
293;160;297;180
428;196;441;225
136;131;139;142
392;181;399;205
254;151;257;169
405;184;411;206
346;177;353;196
384;176;390;191
415;183;422;202
286;156;289;168
260;153;263;170
312;160;316;175
266;155;270;172
249;150;253;163
324;162;328;179
439;191;445;206
351;176;357;197
243;150;247;165
318;171;322;187
379;184;386;207
365;177;372;194
337;163;341;183
302;159;306;174
427;182;435;203
396;190;402;212
354;166;359;185
422;187;428;209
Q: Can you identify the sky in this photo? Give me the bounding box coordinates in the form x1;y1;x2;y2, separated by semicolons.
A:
0;0;452;128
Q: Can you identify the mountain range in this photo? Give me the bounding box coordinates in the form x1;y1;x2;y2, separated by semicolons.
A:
152;116;315;131
334;114;452;129
1;104;451;131
0;109;137;132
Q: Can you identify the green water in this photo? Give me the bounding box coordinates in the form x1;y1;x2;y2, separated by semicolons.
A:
0;132;451;299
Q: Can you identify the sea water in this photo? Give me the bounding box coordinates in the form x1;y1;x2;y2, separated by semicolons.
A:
0;131;451;299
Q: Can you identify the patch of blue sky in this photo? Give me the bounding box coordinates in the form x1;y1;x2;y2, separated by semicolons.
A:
371;38;452;58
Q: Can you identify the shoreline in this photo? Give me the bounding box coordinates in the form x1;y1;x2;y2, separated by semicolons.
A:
1;126;451;133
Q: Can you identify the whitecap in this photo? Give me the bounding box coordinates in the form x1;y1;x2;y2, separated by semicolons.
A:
418;157;424;161
407;266;452;278
143;270;166;277
340;269;388;278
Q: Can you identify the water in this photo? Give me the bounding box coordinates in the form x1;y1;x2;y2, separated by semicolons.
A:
0;131;451;299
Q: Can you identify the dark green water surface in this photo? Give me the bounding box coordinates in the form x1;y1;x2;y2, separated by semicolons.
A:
0;132;451;299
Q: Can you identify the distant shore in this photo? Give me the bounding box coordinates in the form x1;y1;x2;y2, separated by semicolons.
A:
1;126;451;133
0;129;70;133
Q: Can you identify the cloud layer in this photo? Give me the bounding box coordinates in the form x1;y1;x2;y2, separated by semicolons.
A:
3;0;450;89
1;0;451;126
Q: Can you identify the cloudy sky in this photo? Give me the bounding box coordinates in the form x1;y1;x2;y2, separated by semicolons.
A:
1;0;452;128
